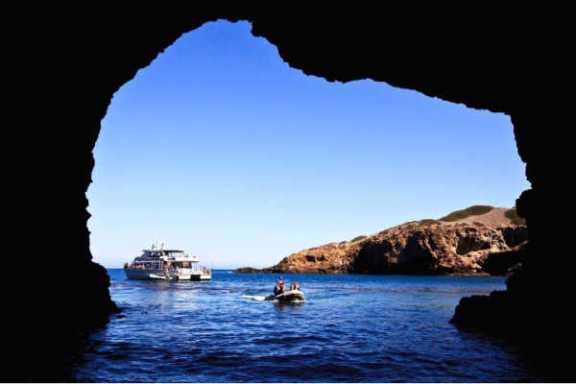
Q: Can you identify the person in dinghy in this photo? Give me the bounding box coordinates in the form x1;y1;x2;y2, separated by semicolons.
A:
266;277;305;302
274;276;285;295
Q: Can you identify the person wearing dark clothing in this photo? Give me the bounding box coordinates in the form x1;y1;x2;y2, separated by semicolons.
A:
274;276;285;295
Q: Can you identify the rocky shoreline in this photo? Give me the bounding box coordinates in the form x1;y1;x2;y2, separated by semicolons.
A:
237;206;527;276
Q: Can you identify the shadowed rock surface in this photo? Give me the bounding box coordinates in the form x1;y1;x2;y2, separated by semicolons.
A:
12;6;574;380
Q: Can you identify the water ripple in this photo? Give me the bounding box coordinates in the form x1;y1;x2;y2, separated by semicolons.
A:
71;270;536;382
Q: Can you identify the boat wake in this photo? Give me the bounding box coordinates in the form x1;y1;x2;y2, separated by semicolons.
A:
241;295;267;302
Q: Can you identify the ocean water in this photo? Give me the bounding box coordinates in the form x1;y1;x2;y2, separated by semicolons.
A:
71;270;535;382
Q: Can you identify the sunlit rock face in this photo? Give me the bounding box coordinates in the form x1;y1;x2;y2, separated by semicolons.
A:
16;7;570;380
263;207;527;275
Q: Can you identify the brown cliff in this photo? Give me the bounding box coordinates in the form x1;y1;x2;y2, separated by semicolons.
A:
256;207;527;275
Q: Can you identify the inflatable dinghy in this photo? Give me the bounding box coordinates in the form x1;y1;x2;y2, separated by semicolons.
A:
265;289;305;303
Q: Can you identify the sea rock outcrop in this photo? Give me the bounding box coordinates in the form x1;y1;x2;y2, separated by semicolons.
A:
256;207;527;275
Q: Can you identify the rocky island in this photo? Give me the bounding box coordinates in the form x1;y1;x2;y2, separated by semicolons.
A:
237;206;527;275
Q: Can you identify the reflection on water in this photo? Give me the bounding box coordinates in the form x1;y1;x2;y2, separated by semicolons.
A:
70;270;539;382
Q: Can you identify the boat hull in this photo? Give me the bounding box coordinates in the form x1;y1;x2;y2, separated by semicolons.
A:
266;290;305;303
124;268;211;281
190;272;212;281
125;269;169;280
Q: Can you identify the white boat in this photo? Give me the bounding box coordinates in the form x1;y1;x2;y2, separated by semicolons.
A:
124;243;212;281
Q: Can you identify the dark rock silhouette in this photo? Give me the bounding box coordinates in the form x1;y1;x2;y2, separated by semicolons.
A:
481;243;527;275
11;6;573;380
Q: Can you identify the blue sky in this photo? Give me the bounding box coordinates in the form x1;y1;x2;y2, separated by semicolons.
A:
88;21;529;269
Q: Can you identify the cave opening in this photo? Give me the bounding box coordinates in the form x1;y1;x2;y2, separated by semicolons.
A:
10;8;576;382
76;19;543;382
89;20;527;273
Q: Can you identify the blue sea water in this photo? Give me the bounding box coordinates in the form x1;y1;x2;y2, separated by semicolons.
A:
71;270;535;382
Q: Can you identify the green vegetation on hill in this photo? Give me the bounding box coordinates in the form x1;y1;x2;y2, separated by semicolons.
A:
419;219;440;225
351;235;367;243
439;205;494;222
505;208;526;225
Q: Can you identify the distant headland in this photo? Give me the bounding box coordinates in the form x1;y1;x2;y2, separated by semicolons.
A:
236;206;527;275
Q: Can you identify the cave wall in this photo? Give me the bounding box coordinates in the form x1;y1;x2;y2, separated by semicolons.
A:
10;6;571;380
